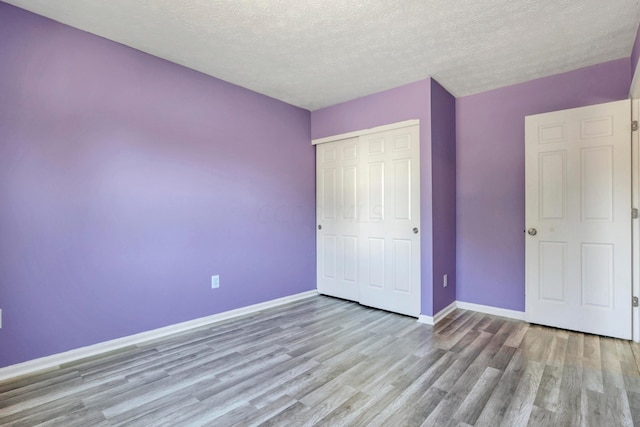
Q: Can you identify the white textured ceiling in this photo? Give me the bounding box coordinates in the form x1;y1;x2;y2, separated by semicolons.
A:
4;0;640;110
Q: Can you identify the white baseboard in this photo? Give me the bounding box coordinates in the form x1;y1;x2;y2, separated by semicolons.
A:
434;301;458;323
418;300;525;325
456;301;526;321
417;301;457;325
417;314;434;325
0;290;319;382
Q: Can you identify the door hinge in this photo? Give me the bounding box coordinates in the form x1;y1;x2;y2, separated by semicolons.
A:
633;208;639;219
633;120;638;132
633;296;639;307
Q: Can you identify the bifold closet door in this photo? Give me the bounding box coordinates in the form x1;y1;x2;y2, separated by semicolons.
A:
316;125;420;317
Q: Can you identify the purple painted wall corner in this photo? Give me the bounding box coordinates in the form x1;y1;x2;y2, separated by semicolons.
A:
311;80;431;140
311;79;436;316
0;2;314;368
430;80;456;315
456;58;631;312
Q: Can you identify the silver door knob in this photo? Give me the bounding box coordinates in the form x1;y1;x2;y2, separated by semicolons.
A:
527;228;537;236
413;227;419;234
318;225;322;230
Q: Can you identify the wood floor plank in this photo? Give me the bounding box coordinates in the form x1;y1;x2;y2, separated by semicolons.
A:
346;384;405;427
503;321;529;348
240;394;299;426
533;365;563;412
383;386;447;426
601;337;626;391
500;359;545;426
527;405;555;427
453;366;503;424
365;353;456;427
475;348;527;427
288;384;357;427
312;391;373;427
0;295;639;426
553;351;584;426
255;401;308;427
627;390;640;426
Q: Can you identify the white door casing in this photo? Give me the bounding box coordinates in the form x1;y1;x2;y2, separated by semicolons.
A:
525;100;632;339
316;123;421;317
633;98;640;343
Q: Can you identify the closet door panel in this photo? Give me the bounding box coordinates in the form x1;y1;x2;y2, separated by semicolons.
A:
359;125;421;317
316;138;360;301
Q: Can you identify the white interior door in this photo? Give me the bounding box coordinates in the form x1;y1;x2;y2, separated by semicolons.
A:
316;137;360;301
316;124;421;317
525;100;632;339
358;126;421;316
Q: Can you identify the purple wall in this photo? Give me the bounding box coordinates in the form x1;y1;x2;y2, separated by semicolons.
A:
430;80;456;314
456;58;631;312
311;80;436;315
0;3;314;368
311;80;430;140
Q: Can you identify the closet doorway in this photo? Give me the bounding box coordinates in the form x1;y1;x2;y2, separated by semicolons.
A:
315;122;421;317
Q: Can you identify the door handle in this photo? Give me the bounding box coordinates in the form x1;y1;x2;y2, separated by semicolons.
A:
413;227;419;234
527;228;537;236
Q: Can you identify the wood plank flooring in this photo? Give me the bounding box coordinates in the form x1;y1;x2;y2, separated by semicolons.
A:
1;295;640;426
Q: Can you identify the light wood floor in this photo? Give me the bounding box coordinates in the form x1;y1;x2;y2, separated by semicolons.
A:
1;295;639;426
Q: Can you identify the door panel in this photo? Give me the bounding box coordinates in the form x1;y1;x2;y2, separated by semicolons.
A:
392;239;412;293
343;166;357;219
359;126;421;317
393;159;412;220
367;237;385;288
368;162;385;220
322;235;337;279
538;241;566;302
581;243;613;308
316;138;360;301
539;151;566;219
525;100;631;339
581;147;613;220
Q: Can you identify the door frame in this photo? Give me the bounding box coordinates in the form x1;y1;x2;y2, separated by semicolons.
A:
632;98;639;342
630;61;640;343
311;119;420;146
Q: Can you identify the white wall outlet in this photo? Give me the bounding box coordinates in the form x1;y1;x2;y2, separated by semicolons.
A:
443;274;448;288
211;275;220;289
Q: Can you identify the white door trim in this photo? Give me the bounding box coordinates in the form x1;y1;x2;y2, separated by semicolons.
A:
633;97;639;343
630;62;640;100
312;119;419;145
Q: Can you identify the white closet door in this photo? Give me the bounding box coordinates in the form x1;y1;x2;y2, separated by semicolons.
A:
316;125;421;317
316;137;360;301
525;100;631;339
358;126;421;317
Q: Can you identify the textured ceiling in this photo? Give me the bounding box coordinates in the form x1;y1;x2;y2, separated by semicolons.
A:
3;0;640;110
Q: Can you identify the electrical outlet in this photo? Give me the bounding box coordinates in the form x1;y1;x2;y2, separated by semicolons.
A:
443;274;448;288
211;275;220;289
